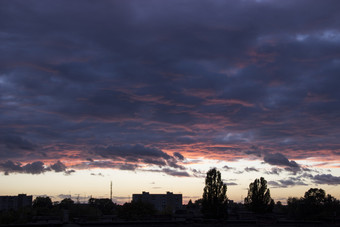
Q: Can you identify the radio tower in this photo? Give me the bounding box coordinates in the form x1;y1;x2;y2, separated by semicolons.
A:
110;181;112;201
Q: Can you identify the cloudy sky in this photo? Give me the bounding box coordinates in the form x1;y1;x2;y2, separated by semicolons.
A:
1;0;340;204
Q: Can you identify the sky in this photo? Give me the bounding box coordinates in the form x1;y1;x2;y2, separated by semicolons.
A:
1;0;340;204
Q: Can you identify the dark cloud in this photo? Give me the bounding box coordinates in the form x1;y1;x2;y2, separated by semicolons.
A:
244;146;263;158
162;168;190;177
267;181;281;188
143;158;167;166
264;153;300;169
224;178;238;186
0;135;38;160
0;161;47;175
92;144;185;170
312;174;340;185
50;160;66;172
173;152;184;160
167;158;186;170
223;165;235;171
119;164;139;171
0;135;37;151
0;161;23;175
22;161;46;174
265;167;283;175
233;170;244;174
83;161;117;169
284;167;302;175
244;167;259;172
146;168;190;177
268;177;308;188
64;169;76;175
191;168;205;178
0;160;74;175
93;144;170;161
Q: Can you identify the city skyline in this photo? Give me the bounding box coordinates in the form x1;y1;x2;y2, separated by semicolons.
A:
1;0;340;204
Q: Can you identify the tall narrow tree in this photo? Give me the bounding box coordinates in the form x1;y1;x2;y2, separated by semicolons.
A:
202;168;228;219
244;177;274;213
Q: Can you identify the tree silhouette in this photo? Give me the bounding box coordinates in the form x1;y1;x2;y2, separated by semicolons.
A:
304;188;326;205
59;198;74;209
202;168;228;219
287;188;340;220
302;188;338;219
32;196;52;209
32;196;53;216
244;177;274;213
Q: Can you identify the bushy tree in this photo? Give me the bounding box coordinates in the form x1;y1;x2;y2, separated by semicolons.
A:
303;188;328;218
304;188;326;204
202;168;228;219
287;188;340;220
244;177;274;213
32;196;53;216
33;196;52;209
59;198;74;209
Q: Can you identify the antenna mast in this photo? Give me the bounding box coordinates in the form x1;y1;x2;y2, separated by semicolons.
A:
110;181;112;201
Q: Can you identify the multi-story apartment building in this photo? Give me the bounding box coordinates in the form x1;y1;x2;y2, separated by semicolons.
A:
0;194;32;210
132;191;182;212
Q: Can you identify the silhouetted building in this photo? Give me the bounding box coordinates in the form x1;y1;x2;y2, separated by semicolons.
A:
0;194;32;210
132;191;182;212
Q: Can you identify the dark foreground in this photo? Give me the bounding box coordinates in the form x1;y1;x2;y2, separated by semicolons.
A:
1;220;340;227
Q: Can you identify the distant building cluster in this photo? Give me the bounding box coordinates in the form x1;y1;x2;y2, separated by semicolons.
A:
0;194;32;211
132;191;182;212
